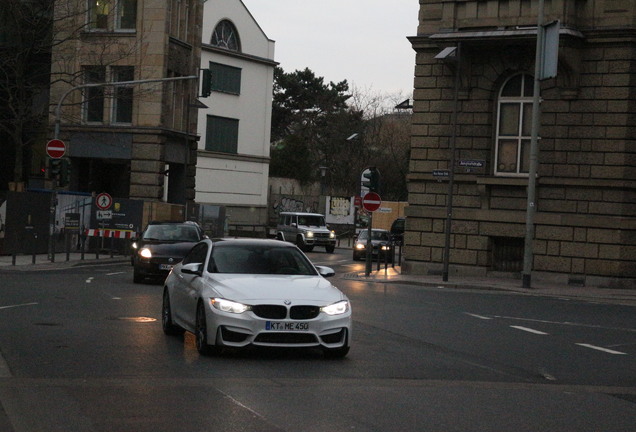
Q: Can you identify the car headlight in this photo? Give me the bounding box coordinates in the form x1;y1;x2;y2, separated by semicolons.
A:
132;241;138;249
306;231;314;238
321;300;350;316
139;248;152;258
355;243;366;250
381;245;390;251
210;298;251;314
329;230;336;239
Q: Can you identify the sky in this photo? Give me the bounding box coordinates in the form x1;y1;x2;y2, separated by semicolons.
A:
240;0;420;98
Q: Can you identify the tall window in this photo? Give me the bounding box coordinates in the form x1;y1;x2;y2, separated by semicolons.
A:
88;0;137;31
83;66;106;122
211;20;241;51
495;74;534;176
209;62;241;94
88;0;111;30
206;115;239;154
112;66;134;123
116;0;137;30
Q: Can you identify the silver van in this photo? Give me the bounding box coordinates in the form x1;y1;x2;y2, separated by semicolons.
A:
276;212;336;253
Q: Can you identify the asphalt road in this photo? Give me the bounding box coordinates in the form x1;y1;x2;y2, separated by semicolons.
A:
0;249;634;431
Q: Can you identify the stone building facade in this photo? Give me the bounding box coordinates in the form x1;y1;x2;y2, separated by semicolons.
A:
405;0;635;288
49;0;203;205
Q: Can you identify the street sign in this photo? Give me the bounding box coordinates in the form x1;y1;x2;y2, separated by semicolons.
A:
95;192;113;210
362;192;381;212
46;139;66;159
354;196;362;208
96;210;113;220
433;169;450;178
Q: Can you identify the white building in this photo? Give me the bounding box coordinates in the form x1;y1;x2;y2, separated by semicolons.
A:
195;0;276;236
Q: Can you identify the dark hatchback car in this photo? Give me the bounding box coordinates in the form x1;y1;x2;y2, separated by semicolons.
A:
353;229;393;262
132;221;205;283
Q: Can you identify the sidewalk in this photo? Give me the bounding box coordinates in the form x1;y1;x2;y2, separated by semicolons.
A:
350;265;636;306
0;252;128;271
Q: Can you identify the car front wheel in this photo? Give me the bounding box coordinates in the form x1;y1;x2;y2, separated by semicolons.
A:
162;289;184;336
325;245;335;253
195;302;220;356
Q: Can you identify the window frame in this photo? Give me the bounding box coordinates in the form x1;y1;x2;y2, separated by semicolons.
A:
209;62;242;95
115;0;137;31
83;66;106;123
494;73;535;177
112;66;134;124
205;115;239;154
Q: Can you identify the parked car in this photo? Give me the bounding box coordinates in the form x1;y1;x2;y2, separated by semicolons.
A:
162;238;351;358
390;217;405;245
275;212;336;253
132;221;205;283
353;228;393;262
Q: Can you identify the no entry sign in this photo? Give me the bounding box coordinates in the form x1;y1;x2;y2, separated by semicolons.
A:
46;139;66;159
362;192;382;212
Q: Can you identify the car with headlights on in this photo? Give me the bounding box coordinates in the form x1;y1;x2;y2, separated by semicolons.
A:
132;221;205;283
275;212;337;253
162;238;351;358
353;228;393;262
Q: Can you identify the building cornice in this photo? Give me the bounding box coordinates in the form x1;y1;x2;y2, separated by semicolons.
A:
201;43;278;67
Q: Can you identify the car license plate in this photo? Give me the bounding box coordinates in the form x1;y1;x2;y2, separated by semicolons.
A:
159;264;173;270
265;321;309;331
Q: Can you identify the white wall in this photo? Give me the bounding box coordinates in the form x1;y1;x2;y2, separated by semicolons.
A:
195;0;275;213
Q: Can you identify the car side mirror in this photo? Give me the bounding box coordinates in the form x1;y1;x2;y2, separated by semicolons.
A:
315;265;335;278
181;262;203;276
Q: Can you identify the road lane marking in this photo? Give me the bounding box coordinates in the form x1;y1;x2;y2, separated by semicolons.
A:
510;325;549;335
106;272;125;276
0;302;38;310
576;343;627;355
85;277;94;283
464;313;492;320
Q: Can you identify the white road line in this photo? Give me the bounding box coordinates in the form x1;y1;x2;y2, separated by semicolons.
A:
576;343;627;355
0;302;38;310
106;272;125;276
510;325;549;335
464;313;493;320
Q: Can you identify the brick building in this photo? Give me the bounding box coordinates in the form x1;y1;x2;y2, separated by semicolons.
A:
405;0;635;288
49;0;203;205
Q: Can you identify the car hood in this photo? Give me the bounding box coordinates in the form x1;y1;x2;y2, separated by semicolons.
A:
139;241;195;257
202;274;346;305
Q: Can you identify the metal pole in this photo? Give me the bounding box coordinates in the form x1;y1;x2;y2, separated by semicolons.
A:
442;42;461;282
522;0;545;288
365;213;373;277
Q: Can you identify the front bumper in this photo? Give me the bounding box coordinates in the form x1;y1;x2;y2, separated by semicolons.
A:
205;303;351;350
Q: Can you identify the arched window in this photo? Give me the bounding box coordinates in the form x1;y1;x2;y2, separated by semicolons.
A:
494;74;534;176
211;20;241;51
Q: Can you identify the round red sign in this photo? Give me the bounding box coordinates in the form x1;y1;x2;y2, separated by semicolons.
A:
46;139;66;159
362;192;382;212
95;192;113;210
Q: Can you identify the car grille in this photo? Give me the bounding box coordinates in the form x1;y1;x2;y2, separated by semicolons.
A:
252;305;287;319
255;333;318;344
290;305;320;319
251;305;320;320
314;233;331;239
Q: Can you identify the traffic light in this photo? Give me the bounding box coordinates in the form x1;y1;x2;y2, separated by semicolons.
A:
362;167;380;193
201;68;212;97
50;158;61;179
59;159;70;187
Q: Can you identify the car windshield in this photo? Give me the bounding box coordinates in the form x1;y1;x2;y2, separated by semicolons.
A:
209;244;318;275
142;224;200;242
297;215;324;227
358;231;389;241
